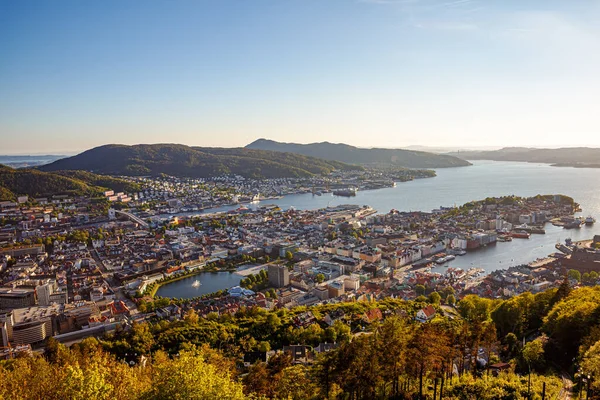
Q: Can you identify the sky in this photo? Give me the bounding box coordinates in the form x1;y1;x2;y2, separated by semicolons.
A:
1;0;600;154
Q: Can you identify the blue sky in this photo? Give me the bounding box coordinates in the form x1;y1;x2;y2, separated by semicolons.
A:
1;0;599;154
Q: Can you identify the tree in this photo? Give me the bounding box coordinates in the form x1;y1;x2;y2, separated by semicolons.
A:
315;273;325;284
375;316;410;397
258;341;271;352
275;364;319;400
446;294;457;306
441;285;455;299
150;349;245;399
551;276;571;305
243;362;271;397
543;287;600;366
129;322;156;355
568;269;582;282
581;340;600;394
522;338;545;398
408;323;451;399
415;284;426;296
504;332;520;359
184;309;200;325
428;292;441;305
285;251;293;261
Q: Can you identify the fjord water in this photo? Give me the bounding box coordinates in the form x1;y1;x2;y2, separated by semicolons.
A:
161;161;600;297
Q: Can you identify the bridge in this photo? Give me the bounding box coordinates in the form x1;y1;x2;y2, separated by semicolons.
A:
113;210;149;228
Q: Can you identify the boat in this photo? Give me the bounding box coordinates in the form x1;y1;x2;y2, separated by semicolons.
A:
435;254;456;264
192;280;201;288
250;194;261;203
333;188;357;197
585;216;596;225
497;235;513;242
511;231;530;239
564;218;583;229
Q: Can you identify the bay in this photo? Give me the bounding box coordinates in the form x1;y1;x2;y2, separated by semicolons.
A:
159;161;600;296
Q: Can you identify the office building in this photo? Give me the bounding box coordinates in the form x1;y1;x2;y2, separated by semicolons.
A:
268;264;289;288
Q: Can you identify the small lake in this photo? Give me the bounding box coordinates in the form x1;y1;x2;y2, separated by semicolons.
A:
155;271;242;299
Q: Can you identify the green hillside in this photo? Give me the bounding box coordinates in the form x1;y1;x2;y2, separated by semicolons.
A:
0;165;140;201
51;170;141;193
0;165;95;200
39;144;362;178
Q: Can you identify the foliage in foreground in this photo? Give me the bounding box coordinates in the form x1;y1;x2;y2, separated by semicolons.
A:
2;285;600;399
0;340;244;400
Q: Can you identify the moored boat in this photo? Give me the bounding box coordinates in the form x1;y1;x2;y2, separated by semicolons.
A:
333;188;357;197
564;218;583;229
511;231;530;239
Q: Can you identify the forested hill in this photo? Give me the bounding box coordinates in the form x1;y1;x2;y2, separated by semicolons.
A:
39;144;361;178
448;146;600;167
0;165;139;201
246;138;472;168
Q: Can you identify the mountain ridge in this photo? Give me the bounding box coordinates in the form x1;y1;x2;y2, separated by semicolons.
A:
245;138;472;168
448;146;600;167
38;143;362;179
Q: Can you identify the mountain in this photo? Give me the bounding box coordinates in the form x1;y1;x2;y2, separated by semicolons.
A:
449;147;600;167
39;144;361;179
0;165;140;201
245;139;471;168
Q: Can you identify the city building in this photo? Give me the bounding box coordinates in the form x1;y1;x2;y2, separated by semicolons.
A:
268;264;289;288
0;288;36;309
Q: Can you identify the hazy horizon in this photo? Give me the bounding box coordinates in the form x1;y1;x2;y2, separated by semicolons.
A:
2;0;600;154
3;140;600;157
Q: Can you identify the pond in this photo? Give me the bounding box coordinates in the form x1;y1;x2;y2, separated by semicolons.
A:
155;271;242;299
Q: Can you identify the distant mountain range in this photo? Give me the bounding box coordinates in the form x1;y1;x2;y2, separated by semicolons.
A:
0;155;66;168
448;147;600;167
246;139;471;168
38;144;361;179
0;165;139;201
